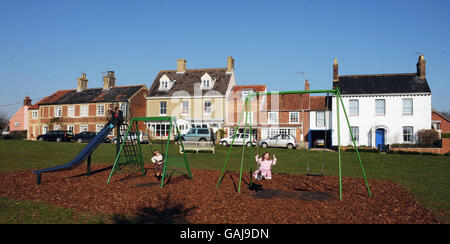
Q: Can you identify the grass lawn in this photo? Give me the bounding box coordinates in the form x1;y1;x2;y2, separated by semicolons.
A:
0;139;449;223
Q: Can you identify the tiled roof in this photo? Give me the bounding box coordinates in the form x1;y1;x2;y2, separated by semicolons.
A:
310;96;331;111
148;68;232;97
228;85;266;100
36;85;146;106
261;93;310;111
334;73;431;94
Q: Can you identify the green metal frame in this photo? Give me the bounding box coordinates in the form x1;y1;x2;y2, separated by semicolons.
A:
107;116;193;187
216;88;372;201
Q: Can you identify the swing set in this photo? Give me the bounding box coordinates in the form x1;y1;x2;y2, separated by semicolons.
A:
217;88;372;201
106;116;193;188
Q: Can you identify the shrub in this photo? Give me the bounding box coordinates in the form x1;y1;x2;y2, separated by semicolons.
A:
416;129;440;146
442;133;450;138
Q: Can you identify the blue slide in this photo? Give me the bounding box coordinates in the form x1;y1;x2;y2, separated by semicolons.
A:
35;123;115;183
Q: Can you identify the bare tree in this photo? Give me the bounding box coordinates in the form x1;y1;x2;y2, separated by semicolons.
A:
0;112;9;133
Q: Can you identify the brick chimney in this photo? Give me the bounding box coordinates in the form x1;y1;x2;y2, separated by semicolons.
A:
305;79;310;91
227;56;235;73
77;73;88;92
103;71;116;90
177;59;186;73
417;55;426;79
23;96;32;106
333;58;339;82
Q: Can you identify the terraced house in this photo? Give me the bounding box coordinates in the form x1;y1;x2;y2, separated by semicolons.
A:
146;57;236;138
27;71;148;140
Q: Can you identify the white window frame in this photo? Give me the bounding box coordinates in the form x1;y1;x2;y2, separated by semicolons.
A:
160;101;167;115
349;99;359;116
14;121;20;127
403;126;414;143
32;110;38;119
97;104;105;116
289;112;299;124
67;125;74;132
181;101;189;115
68;106;75;117
375;99;386;116
81;105;89;117
268;112;279;124
204;100;212;115
350;126;359;142
43;125;49;134
80;124;88;132
316;111;325;127
402;98;413;115
54;125;61;131
96;124;104;133
54;106;62;118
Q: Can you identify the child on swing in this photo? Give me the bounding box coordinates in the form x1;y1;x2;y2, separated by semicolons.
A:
253;152;277;180
151;150;164;180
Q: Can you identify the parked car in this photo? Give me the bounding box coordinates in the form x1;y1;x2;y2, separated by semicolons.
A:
175;128;215;143
112;131;149;144
312;138;325;148
220;133;256;147
258;134;298;149
73;131;111;143
37;130;74;142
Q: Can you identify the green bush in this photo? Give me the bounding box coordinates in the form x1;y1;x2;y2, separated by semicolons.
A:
442;133;450;138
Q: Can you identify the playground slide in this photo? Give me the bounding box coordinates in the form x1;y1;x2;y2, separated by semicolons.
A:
34;123;115;175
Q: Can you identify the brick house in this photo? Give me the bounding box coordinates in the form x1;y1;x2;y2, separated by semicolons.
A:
224;84;267;139
27;71;148;139
8;96;32;132
432;109;450;135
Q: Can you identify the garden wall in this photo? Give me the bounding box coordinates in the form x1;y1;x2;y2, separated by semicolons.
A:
390;138;450;155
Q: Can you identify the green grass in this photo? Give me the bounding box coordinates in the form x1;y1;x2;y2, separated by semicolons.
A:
0;139;449;223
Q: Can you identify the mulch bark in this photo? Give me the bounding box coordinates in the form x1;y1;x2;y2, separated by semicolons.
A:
0;164;441;224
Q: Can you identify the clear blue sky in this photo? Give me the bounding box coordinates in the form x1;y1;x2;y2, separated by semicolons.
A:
1;0;449;117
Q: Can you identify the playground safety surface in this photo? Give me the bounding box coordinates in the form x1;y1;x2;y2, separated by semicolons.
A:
0;164;442;224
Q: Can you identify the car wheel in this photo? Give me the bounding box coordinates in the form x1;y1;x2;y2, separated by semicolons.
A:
221;141;228;146
246;142;252;147
199;138;207;142
56;137;62;142
287;144;294;149
77;138;83;143
38;137;44;141
261;143;268;148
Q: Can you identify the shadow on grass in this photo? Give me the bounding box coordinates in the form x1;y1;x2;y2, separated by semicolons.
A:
111;193;196;224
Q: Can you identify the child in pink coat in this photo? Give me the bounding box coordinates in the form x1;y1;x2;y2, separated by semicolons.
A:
253;152;277;180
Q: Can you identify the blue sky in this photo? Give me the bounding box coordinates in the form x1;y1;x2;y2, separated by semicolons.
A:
1;0;449;117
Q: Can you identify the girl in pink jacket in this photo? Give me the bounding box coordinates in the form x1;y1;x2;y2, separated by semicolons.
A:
253;152;277;180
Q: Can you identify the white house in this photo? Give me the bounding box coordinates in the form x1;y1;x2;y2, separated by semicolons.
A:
331;55;432;149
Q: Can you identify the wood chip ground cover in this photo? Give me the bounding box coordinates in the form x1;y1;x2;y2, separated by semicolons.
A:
0;164;441;224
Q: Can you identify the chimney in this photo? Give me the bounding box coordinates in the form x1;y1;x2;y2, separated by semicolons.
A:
177;59;186;73
103;71;116;90
333;58;339;82
77;73;88;92
227;56;235;73
305;79;310;91
417;55;426;78
23;96;32;106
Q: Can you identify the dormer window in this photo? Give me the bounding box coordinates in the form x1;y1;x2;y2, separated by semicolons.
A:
159;74;174;91
200;73;214;90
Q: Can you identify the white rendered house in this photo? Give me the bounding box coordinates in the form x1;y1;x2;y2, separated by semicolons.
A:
331;55;432;149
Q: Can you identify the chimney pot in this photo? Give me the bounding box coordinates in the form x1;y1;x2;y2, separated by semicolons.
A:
23;96;32;106
77;73;88;92
177;59;186;73
227;56;235;73
103;71;116;90
417;55;426;78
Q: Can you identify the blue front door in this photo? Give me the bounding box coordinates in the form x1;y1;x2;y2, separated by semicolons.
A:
375;129;385;149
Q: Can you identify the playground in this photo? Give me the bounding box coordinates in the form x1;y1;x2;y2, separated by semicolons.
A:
0;162;441;224
0;90;448;224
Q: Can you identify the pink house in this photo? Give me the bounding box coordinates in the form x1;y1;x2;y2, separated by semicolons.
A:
8;96;32;132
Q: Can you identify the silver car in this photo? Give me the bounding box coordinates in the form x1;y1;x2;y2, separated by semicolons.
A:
220;133;256;147
258;134;298;149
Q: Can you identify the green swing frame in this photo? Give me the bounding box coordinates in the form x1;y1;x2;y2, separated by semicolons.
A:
216;88;372;201
107;116;193;188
